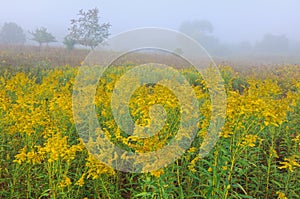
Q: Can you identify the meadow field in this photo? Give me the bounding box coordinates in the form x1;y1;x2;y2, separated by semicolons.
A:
0;45;300;199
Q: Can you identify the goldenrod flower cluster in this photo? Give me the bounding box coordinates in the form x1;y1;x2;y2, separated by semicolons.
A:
1;64;300;198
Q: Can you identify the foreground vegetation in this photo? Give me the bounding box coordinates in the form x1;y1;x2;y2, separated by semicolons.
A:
0;47;300;198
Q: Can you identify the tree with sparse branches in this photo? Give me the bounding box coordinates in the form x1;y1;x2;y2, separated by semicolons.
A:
29;27;56;48
68;7;111;50
0;22;26;45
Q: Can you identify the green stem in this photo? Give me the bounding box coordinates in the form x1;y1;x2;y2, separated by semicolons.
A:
224;154;235;199
100;176;111;199
266;127;276;199
176;160;181;187
284;171;291;194
265;157;271;199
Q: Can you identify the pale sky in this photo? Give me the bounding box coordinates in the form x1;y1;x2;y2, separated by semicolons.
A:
0;0;299;44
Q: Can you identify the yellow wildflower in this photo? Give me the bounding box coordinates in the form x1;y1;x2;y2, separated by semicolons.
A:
240;134;260;147
13;147;27;164
59;176;72;188
276;191;288;199
75;174;85;187
188;156;200;173
188;147;197;153
278;155;300;172
150;169;164;178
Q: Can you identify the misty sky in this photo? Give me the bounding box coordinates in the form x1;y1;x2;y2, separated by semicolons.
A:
0;0;299;44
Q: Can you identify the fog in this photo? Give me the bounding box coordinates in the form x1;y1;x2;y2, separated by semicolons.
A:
0;0;300;60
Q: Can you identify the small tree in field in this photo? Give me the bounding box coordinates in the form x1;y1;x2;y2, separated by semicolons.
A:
63;35;76;51
68;7;111;50
0;22;26;45
30;27;56;48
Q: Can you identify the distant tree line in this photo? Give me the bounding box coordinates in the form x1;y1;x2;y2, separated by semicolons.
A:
1;15;298;55
0;7;111;51
0;22;57;48
178;20;298;56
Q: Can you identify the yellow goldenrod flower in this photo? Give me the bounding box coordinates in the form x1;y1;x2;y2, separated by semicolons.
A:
75;174;85;187
240;134;260;147
150;169;164;178
278;155;300;172
188;156;200;173
188;147;197;153
59;176;72;188
13;147;27;165
276;191;288;199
